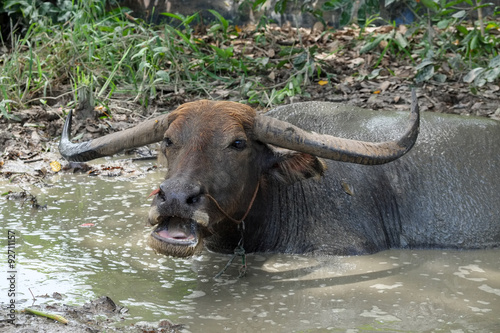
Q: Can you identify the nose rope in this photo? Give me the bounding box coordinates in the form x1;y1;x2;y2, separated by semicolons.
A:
205;181;260;225
214;221;247;279
207;181;260;279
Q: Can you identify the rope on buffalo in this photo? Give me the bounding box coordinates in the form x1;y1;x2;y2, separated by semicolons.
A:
207;181;260;278
214;221;247;279
205;181;260;225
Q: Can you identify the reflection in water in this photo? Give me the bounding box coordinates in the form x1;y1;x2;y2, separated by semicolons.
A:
1;162;499;332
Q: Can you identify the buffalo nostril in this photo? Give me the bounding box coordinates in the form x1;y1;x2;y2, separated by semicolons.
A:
158;188;166;201
158;181;204;206
186;194;201;205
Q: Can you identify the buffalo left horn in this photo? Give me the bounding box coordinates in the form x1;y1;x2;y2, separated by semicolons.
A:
59;111;170;162
253;89;419;165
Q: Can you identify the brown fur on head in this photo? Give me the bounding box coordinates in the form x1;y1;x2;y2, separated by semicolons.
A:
147;100;326;258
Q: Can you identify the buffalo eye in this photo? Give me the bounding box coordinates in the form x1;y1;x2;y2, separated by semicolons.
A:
162;137;173;148
230;139;247;151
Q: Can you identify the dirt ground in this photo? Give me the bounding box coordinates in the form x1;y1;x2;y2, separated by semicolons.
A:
0;296;183;333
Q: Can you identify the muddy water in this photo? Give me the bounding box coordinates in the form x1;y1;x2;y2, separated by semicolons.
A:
1;161;499;332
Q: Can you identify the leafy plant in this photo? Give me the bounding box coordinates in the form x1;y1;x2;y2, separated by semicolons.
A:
0;99;16;120
3;0;108;28
359;22;412;70
1;0;499;114
208;9;230;39
413;0;499;84
322;0;356;26
463;54;500;87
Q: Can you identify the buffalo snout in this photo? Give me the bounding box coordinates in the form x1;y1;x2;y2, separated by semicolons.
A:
146;178;209;258
156;179;205;217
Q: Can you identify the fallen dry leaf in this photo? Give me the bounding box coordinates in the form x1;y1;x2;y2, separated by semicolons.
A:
50;161;61;172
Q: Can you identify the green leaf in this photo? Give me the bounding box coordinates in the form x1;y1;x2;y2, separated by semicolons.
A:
488;55;500;68
339;3;353;26
209;24;222;33
275;0;289;14
470;34;479;51
474;3;496;10
420;0;439;11
394;31;408;49
182;13;199;26
484;67;500;83
456;25;468;35
153;47;169;54
174;29;199;53
415;59;435;70
97;46;131;98
276;59;288;69
160;12;183;21
131;46;147;60
474;74;487;87
415;65;434;83
161;12;198;28
485;22;500;31
278;47;303;57
322;0;342;11
452;10;466;18
360;34;386;54
436;19;451;29
293;52;308;67
433;73;447;83
210;45;233;59
463;67;485;83
368;68;382;79
445;0;467;8
251;0;267;10
208;9;228;32
155;70;170;81
435;9;457;16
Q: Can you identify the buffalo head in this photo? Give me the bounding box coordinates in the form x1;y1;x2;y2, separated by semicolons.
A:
59;91;419;257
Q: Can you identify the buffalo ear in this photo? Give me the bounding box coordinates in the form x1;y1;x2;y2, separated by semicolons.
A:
265;146;327;185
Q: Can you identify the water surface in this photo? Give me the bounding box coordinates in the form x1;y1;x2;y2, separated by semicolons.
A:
1;161;499;332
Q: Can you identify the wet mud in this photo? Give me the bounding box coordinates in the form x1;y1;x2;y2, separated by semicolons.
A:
0;296;183;333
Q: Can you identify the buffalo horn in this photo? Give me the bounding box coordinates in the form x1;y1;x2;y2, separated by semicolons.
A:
59;110;169;162
253;89;420;165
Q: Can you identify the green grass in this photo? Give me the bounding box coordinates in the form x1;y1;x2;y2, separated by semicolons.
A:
0;0;498;118
1;2;310;114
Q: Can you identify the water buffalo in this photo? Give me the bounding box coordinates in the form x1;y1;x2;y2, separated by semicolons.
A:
59;90;500;257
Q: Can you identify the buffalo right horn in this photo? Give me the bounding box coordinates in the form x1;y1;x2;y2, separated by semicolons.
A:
253;89;420;165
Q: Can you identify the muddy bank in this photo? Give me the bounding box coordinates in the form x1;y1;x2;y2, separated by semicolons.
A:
0;296;183;333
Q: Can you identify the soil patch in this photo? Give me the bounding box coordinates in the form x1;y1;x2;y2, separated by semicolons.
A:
0;296;183;333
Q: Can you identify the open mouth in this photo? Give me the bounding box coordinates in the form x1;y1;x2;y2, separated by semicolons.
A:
151;217;198;246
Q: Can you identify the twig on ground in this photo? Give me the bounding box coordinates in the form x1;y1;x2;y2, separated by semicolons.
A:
23;308;69;324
